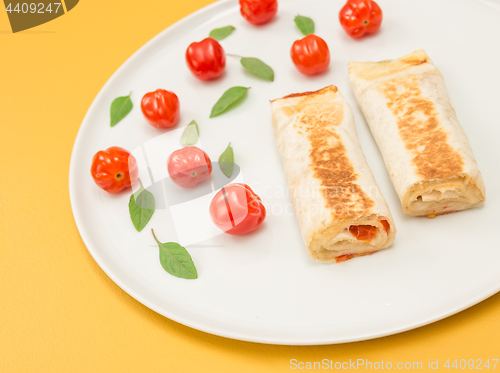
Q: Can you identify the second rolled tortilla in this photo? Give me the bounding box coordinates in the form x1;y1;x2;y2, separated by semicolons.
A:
271;86;396;263
348;50;486;217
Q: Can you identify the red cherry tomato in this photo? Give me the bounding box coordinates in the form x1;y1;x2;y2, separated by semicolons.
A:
380;219;390;233
290;34;330;76
167;146;212;188
349;225;377;242
209;183;266;235
239;0;278;25
185;38;226;81
90;147;138;194
141;89;180;129
339;0;382;38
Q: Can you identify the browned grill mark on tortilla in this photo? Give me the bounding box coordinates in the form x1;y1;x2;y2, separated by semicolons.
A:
398;52;430;66
378;75;464;179
281;87;338;117
349;50;431;81
273;86;338;102
295;101;374;218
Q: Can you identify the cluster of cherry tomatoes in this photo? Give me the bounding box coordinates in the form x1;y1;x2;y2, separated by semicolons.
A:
183;0;278;80
292;0;382;75
90;0;383;236
91;144;266;235
167;146;266;235
185;0;383;79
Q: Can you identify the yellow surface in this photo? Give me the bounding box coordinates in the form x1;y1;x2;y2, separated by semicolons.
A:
1;1;500;372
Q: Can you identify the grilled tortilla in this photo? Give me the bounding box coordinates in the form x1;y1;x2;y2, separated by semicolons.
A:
271;86;396;263
348;50;486;217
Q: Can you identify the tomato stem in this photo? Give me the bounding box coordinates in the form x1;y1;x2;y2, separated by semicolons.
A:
226;53;243;59
151;229;160;244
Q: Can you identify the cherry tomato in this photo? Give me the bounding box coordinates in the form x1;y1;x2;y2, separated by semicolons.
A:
90;147;138;194
339;0;382;38
141;89;180;129
349;225;377;242
209;183;266;235
185;38;226;81
290;34;330;76
380;219;390;233
336;254;352;263
239;0;278;25
335;251;376;263
167;146;212;188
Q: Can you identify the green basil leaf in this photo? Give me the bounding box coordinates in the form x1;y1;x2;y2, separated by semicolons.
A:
151;229;198;279
110;92;133;127
180;120;200;146
218;142;234;178
209;26;235;41
210;86;249;118
240;57;274;81
294;15;315;36
129;182;155;232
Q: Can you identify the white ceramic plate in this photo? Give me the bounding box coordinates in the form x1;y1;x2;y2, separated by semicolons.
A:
69;0;500;345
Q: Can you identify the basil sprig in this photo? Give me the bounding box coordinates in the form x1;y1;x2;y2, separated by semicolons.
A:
294;15;315;36
240;57;274;81
151;229;198;279
226;54;274;81
129;181;155;232
210;86;249;118
218;142;234;178
110;92;133;127
180;120;200;146
209;26;235;41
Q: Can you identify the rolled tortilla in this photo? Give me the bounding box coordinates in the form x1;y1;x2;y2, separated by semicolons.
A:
348;50;485;217
271;86;396;263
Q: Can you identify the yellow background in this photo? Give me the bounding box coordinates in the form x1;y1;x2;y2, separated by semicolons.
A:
1;1;499;372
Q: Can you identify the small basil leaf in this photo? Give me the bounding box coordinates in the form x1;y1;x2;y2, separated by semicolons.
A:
294;15;315;36
180;120;200;146
219;143;234;178
151;229;198;279
240;57;274;81
110;92;133;127
209;26;235;41
129;182;155;232
210;86;249;118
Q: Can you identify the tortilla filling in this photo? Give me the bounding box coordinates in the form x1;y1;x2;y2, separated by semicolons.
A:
334;220;390;263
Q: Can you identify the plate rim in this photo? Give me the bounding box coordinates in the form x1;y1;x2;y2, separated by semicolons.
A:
69;0;500;345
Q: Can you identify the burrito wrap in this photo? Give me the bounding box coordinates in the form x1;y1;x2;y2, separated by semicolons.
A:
271;86;396;263
348;50;485;216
